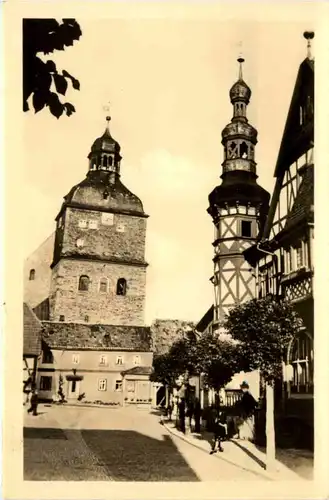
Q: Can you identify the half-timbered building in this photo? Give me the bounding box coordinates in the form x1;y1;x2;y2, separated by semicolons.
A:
244;32;314;449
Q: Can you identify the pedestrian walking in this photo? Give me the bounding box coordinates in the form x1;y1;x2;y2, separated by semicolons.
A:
27;388;39;416
210;410;227;454
178;397;186;434
23;376;33;405
194;397;201;433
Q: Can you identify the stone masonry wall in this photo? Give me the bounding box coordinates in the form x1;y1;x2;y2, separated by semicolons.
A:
60;207;147;263
49;259;146;325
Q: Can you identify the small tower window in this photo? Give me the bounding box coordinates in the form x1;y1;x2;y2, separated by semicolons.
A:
99;278;108;293
116;278;127;296
84;315;89;323
103;156;108;167
78;275;90;291
300;106;304;126
108;156;113;167
240;142;249;159
59;315;65;322
241;220;252;238
29;269;35;281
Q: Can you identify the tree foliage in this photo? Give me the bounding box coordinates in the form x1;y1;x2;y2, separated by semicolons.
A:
223;295;303;383
151;329;241;392
23;18;82;118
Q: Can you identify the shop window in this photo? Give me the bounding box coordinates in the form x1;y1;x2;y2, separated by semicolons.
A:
78;275;90;291
29;269;35;281
115;380;123;391
116;278;127;296
98;379;107;391
40;376;52;391
289;332;314;394
241;220;252;238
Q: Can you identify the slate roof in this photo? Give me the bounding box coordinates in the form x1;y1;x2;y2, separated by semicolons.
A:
23;302;42;356
122;366;153;376
284;164;314;232
42;321;153;352
195;305;214;333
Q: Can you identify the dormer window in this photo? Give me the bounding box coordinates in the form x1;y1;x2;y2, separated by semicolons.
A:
29;269;35;281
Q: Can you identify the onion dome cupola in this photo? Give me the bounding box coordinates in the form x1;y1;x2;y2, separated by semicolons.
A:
208;57;270;228
61;114;146;217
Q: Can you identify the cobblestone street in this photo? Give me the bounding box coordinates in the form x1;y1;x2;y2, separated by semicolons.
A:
24;404;266;481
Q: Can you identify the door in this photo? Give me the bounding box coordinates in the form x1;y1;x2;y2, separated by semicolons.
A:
68;380;80;399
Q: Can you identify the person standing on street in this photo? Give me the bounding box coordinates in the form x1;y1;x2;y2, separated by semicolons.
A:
178;397;186;434
27;388;39;416
238;381;258;440
194;397;202;433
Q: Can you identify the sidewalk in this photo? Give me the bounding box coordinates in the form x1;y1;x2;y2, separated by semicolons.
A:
163;418;310;481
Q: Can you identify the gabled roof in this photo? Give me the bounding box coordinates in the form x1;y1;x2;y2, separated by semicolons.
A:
283;164;314;233
42;322;153;352
23;302;42;356
274;57;314;178
195;305;214;333
122;365;153;376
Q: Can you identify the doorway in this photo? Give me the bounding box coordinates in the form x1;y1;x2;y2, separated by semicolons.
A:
68;379;80;399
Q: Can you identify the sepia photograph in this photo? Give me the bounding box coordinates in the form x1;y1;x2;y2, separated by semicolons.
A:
3;2;329;499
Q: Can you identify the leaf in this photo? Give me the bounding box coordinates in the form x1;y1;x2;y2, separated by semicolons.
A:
32;89;47;113
64;102;75;116
46;60;57;73
53;74;68;95
48;92;64;119
71;77;80;90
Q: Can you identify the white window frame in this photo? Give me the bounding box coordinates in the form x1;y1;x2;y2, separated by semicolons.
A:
99;355;107;366
133;355;141;366
98;379;107;391
72;354;80;365
115;380;123;392
78;219;88;229
116;355;124;365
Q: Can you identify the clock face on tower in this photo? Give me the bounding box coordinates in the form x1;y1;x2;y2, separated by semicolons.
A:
76;238;84;248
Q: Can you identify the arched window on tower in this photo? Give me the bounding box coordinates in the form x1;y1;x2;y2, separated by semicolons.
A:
103;156;108;168
116;278;127;296
240;142;249;159
99;278;108;293
78;275;90;291
108;156;113;167
29;269;35;281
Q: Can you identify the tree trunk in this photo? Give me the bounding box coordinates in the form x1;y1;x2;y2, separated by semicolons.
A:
266;382;276;472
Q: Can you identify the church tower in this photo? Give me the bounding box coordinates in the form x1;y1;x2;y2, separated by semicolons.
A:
208;58;270;332
49;114;148;326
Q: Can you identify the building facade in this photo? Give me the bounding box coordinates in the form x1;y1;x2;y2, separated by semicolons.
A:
25;114;154;404
244;32;314;449
196;58;270;403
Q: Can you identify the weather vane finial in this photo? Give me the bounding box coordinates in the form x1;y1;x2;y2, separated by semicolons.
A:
303;31;314;60
237;41;245;80
103;101;111;128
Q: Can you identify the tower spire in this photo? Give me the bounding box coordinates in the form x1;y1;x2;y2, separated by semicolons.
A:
103;102;111;132
303;31;314;60
238;56;245;81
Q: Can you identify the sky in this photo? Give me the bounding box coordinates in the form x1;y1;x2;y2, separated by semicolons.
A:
22;7;316;325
